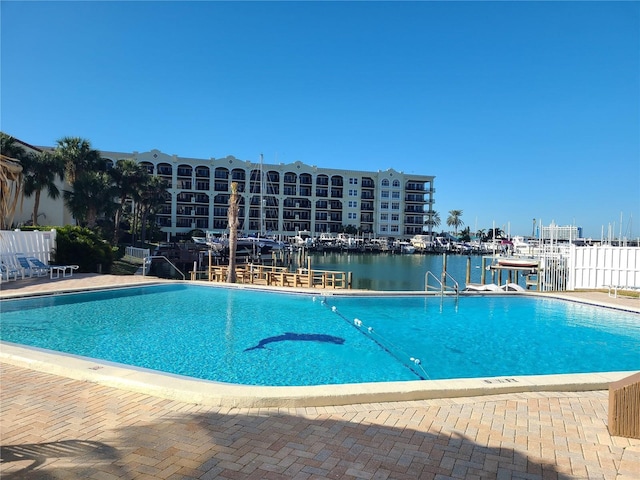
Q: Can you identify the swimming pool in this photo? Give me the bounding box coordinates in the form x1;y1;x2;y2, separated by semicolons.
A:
1;283;638;386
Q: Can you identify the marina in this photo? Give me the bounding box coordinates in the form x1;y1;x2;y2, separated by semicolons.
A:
139;227;639;295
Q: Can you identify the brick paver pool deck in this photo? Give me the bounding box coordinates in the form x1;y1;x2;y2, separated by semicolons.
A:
1;275;639;479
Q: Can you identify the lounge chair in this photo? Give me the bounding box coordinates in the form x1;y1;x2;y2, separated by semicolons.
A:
0;261;22;282
463;283;501;292
500;283;525;292
27;257;79;279
16;254;49;278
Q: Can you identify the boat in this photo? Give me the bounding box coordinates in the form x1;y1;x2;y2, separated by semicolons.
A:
238;236;287;254
336;234;362;251
393;240;416;254
292;230;314;248
496;257;539;269
410;234;433;251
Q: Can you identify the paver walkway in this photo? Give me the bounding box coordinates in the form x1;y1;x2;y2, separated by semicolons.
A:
1;275;639;478
1;363;639;479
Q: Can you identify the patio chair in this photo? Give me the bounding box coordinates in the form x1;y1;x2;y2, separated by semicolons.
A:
27;257;79;279
16;254;49;278
0;261;22;282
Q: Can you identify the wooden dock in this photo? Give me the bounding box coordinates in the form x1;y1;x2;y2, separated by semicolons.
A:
190;263;352;289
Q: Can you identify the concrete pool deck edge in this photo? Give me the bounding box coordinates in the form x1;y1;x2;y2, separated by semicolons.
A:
1;342;636;408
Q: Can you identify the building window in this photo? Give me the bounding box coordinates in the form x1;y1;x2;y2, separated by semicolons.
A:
348;200;358;208
381;190;389;198
381;202;389;209
391;214;399;222
392;179;400;188
391;191;400;199
381;179;389;187
381;213;388;221
392;202;400;210
349;178;358;185
380;225;388;232
390;225;399;232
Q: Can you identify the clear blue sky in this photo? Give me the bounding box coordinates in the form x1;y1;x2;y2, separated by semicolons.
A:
2;1;638;239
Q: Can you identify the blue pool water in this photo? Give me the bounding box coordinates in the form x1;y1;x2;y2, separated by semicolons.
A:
1;284;638;386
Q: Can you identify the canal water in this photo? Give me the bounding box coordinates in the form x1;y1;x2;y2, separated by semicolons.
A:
296;252;503;291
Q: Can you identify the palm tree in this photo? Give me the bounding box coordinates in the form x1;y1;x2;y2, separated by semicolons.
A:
0;133;26;229
425;210;440;235
0;133;28;160
459;226;472;242
226;182;240;283
476;229;486;241
487;227;504;240
55;136;104;184
110;159;149;243
446;209;464;236
56;137;111;227
22;151;65;225
63;170;117;228
137;176;168;245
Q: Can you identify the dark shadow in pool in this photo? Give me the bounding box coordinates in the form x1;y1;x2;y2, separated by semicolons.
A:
244;332;345;351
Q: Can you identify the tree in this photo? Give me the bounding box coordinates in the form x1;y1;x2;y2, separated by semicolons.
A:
476;229;486;241
55;137;112;228
446;210;464;236
22;151;64;225
55;136;104;184
0;133;26;229
425;210;440;234
459;226;471;242
136;176;168;245
486;227;504;240
226;182;240;283
110;159;149;243
63;170;117;229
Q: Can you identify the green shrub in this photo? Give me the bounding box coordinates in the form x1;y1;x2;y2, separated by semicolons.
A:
53;226;114;273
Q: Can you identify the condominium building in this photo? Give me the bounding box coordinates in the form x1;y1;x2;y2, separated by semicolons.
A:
100;149;435;239
10;138;435;239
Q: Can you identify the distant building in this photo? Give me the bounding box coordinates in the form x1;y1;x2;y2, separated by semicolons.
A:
15;143;436;239
8;139;74;227
539;223;583;241
100;149;435;239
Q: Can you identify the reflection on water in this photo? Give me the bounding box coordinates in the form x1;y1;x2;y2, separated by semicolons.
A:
296;252;492;291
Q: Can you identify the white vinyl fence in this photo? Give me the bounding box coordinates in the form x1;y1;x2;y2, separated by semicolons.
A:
0;229;57;263
124;246;150;263
568;245;640;290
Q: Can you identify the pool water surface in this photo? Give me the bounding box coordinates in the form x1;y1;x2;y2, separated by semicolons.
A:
1;284;638;386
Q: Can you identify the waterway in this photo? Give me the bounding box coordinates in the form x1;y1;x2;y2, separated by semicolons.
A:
296;252;508;291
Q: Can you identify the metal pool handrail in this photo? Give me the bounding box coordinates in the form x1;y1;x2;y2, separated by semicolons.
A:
425;270;459;298
143;255;186;280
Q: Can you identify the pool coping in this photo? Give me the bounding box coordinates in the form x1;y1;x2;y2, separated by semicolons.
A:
1;342;636;408
1;278;639;407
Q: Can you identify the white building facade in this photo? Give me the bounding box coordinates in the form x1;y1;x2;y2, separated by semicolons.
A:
97;149;436;239
11;142;435;239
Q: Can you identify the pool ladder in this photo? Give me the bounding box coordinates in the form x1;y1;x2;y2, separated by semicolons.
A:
425;271;459;299
143;255;186;280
